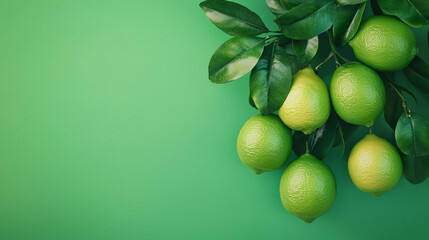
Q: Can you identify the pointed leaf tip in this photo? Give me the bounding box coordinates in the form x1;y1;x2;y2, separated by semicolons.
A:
209;37;265;83
200;0;269;36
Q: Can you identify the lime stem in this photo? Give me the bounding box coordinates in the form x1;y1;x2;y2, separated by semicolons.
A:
315;51;334;73
381;73;411;116
333;53;341;67
332;51;348;64
305;138;310;154
327;31;350;63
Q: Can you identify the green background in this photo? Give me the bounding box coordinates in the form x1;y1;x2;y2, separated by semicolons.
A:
0;0;428;239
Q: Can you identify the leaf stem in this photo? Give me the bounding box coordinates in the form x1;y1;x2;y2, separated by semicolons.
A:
265;35;282;46
381;73;411;117
305;138;310;154
337;123;346;157
327;31;350;64
333;53;341;67
333;51;347;64
265;35;282;40
315;51;334;73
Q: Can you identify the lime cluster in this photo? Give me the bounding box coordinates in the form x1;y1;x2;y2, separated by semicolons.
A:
236;16;414;223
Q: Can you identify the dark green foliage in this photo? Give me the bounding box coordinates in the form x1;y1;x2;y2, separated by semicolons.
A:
200;0;429;184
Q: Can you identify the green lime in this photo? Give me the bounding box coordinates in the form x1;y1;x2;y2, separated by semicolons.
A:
237;114;292;174
330;62;385;127
349;15;417;72
280;154;336;223
348;134;403;197
278;67;330;135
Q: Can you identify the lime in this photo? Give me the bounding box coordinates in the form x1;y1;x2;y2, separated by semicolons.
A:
330;62;385;127
237;114;292;174
349;15;417;72
348;134;403;197
280;154;336;223
278;67;330;135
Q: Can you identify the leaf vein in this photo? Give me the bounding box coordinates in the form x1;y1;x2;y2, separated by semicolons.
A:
212;38;265;80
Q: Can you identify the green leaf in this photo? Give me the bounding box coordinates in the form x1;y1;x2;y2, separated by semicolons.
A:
292;111;344;159
380;72;418;103
310;110;339;159
377;0;429;27
404;56;429;94
250;42;292;114
284;43;296;55
287;54;308;75
395;112;429;157
209;37;265;83
395;84;418;104
292;36;319;64
384;82;404;130
337;0;366;5
328;30;351;62
280;0;307;10
292;111;339;159
370;0;383;15
292;131;310;156
333;2;366;47
401;153;429;184
276;1;337;40
200;0;269;36
275;1;323;25
265;0;288;16
278;36;292;48
249;95;257;109
410;0;429;21
333;117;359;149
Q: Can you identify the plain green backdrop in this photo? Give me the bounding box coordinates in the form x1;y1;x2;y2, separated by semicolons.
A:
0;0;428;239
